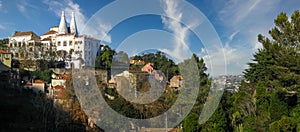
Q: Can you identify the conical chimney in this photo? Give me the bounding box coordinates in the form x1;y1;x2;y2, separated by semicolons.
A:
70;12;78;35
58;11;68;34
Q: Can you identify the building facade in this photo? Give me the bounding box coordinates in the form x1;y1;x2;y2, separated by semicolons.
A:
8;11;101;69
0;49;12;68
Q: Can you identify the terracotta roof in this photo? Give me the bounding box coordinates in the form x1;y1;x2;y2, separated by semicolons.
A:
57;33;75;37
130;60;145;65
0;50;11;54
41;30;57;36
30;37;40;41
174;75;183;79
41;37;52;41
53;85;63;89
12;31;38;37
59;74;71;79
25;82;32;86
34;80;45;83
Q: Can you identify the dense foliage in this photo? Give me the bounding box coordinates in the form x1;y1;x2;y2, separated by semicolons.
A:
95;45;116;70
0;81;91;131
132;51;179;80
185;10;300;132
0;38;8;48
2;10;300;132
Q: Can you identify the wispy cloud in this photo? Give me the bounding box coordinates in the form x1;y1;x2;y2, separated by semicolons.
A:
218;0;282;51
17;0;40;19
219;0;263;26
0;0;2;11
159;0;193;62
229;31;239;42
43;0;85;32
225;30;239;46
0;24;5;30
83;19;112;44
205;0;287;75
43;0;111;43
200;43;248;75
17;4;26;13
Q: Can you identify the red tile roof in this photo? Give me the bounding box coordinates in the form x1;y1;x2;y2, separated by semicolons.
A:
53;85;63;89
59;74;71;79
0;50;11;54
25;82;32;86
174;75;183;80
41;37;52;41
41;30;57;36
34;80;45;83
30;37;40;41
57;33;75;37
12;31;38;37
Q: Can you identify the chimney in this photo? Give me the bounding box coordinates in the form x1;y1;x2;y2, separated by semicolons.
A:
58;11;68;34
70;12;78;35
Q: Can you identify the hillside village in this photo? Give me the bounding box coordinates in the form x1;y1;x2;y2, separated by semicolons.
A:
0;0;299;131
0;7;299;132
0;11;208;132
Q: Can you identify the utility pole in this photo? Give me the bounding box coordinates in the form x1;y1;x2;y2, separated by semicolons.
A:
165;113;168;132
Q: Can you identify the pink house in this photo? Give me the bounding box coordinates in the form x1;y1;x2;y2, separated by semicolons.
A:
141;63;154;74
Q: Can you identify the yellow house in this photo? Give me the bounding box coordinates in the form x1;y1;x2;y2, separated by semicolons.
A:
0;50;12;68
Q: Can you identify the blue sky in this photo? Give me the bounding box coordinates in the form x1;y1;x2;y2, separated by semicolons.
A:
0;0;299;76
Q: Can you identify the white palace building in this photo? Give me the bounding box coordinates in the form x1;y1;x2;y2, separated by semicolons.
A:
9;11;101;69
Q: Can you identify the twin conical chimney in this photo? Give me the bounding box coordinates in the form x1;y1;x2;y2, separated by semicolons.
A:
70;12;78;35
58;11;68;34
58;11;78;35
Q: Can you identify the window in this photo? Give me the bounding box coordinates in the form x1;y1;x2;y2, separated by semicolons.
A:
4;54;9;60
18;42;21;47
75;41;78;45
20;53;24;58
28;43;34;46
63;41;67;46
4;54;9;58
57;41;61;46
69;41;73;46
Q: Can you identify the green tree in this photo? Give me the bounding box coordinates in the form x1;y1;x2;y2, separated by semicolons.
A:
134;51;179;80
95;45;116;70
269;93;288;122
201;92;233;132
179;54;211;131
242;10;300;131
244;11;300;91
0;38;8;49
183;113;201;132
270;116;296;132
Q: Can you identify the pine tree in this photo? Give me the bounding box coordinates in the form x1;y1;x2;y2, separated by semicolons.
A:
242;10;300;131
